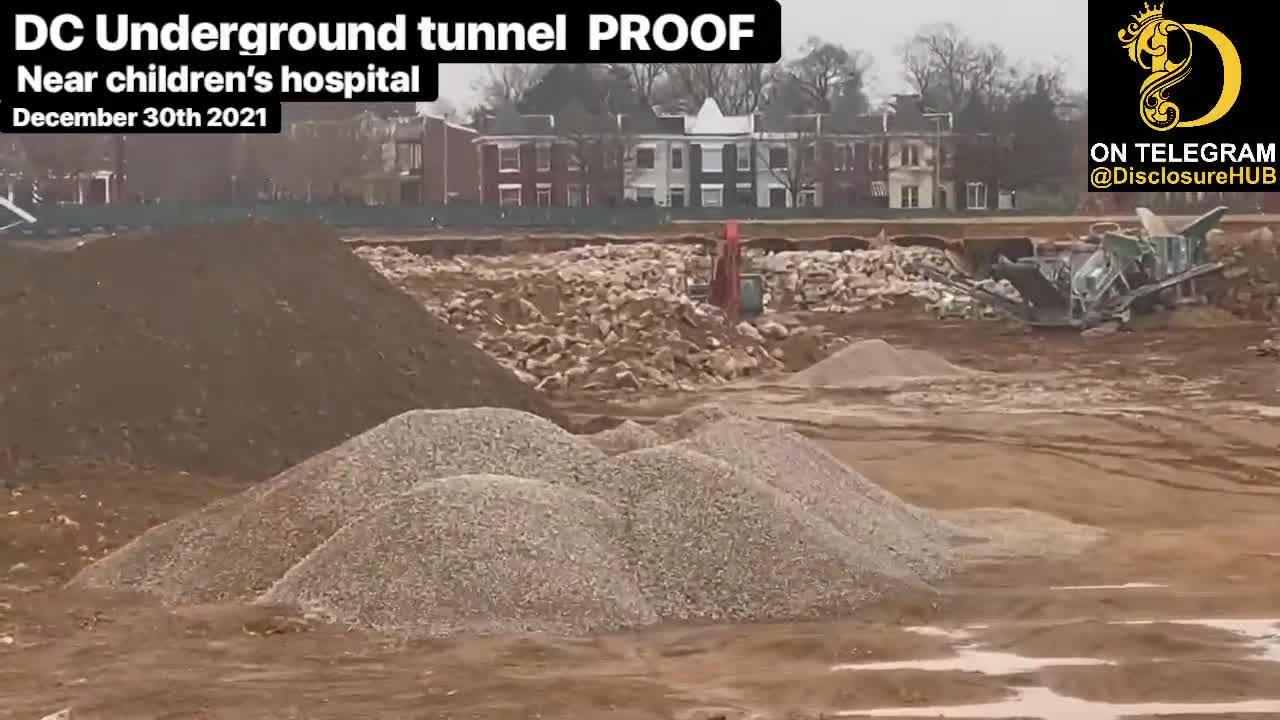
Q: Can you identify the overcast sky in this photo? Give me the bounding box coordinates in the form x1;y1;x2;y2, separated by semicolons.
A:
434;0;1088;109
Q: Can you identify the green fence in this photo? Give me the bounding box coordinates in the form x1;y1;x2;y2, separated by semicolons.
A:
4;202;1086;238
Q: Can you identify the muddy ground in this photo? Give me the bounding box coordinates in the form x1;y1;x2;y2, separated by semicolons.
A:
3;308;1279;719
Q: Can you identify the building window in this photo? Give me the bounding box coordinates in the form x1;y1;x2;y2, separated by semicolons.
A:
834;145;850;170
669;186;685;207
636;147;655;169
535;144;551;172
803;144;817;165
702;146;723;173
769;187;787;208
900;143;920;167
499;146;520;172
768;146;788;169
736;145;751;171
499;185;521;206
536;184;552;207
670;146;684;169
853;142;868;170
605;146;618;168
870;143;884;169
634;186;655;206
799;186;817;207
568;148;581;171
567;184;583;207
966;182;987;210
900;184;920;208
701;185;723;207
735;183;754;206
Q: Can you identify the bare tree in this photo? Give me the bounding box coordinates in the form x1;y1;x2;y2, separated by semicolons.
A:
474;63;547;108
555;102;631;207
664;63;774;114
618;63;668;107
255;114;388;202
756;120;821;208
900;24;1011;113
785;37;871;114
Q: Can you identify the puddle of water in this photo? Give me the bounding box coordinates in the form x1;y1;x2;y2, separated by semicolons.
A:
832;648;1112;674
1117;618;1280;661
1049;582;1169;590
835;686;1280;719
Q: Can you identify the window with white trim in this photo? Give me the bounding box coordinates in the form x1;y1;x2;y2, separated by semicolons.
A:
567;184;583;207
669;186;685;207
636;147;655;169
702;146;723;173
670;146;684;169
535;144;551;172
966;182;987;210
499;185;521;206
736;144;750;171
634;186;655;206
536;184;552;207
900;143;920;167
799;186;817;207
701;185;723;207
498;146;520;172
900;184;920;208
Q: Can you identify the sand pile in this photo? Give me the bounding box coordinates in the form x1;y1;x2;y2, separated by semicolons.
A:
588;447;924;622
678;416;959;580
260;475;656;636
72;407;957;637
71;408;607;603
783;338;979;388
0;223;564;480
586;420;663;456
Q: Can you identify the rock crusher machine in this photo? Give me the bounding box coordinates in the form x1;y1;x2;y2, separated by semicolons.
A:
685;221;766;322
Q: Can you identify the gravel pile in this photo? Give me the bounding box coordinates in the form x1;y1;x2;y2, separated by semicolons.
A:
783;338;979;388
71;408;608;603
649;402;741;440
589;447;924;622
259;474;656;636
73;407;958;637
586;421;663;456
678;416;959;581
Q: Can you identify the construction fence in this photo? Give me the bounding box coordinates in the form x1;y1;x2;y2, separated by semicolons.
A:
0;202;1111;237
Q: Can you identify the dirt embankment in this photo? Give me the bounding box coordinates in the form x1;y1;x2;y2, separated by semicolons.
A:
0;223;565;481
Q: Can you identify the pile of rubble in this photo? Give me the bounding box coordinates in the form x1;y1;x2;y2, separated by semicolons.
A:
356;245;811;392
1209;227;1280;322
355;242;976;393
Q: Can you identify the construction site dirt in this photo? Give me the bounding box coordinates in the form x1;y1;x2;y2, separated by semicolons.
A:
3;296;1279;719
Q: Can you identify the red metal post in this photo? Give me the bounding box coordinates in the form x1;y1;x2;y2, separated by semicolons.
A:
721;221;741;324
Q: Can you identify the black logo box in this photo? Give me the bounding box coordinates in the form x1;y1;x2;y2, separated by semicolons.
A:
1089;0;1279;147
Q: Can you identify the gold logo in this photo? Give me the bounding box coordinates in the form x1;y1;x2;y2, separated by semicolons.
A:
1118;2;1242;131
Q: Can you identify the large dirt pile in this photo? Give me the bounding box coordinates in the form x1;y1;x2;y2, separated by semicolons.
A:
72;407;958;637
783;338;980;388
0;223;564;479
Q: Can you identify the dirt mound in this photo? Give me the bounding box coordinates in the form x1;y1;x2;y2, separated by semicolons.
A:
585;421;663;456
649;402;741;440
588;447;924;622
0;223;564;480
677;416;958;581
783;338;978;387
70;408;607;603
259;474;656;636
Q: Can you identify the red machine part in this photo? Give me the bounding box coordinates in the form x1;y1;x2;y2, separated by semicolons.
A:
708;221;742;324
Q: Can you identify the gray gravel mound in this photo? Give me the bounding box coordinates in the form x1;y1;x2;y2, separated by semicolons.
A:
71;408;608;602
586;420;663;456
259;474;656;636
591;446;927;623
676;416;958;581
649;403;740;440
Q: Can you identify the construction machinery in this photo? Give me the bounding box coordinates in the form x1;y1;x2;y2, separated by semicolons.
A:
918;205;1229;330
685;221;766;321
0;197;36;233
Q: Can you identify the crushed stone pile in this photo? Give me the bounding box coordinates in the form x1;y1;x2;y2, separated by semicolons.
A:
71;408;607;603
0;223;565;480
783;338;980;388
585;420;663;456
677;416;960;581
73;407;957;637
354;242;980;392
1208;227;1280;322
260;474;656;636
588;446;925;622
